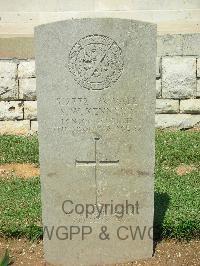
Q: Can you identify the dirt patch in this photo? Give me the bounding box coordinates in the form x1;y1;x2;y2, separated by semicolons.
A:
176;164;196;176
0;238;199;266
188;127;200;132
0;238;44;266
0;163;40;179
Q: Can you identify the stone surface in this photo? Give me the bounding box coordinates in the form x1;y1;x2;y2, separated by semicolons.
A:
0;77;18;100
157;34;200;56
2;0;200;12
162;57;196;99
35;18;156;265
197;58;200;78
156;57;161;78
180;99;200;114
31;120;38;133
156;114;200;129
0;120;30;135
0;61;18;100
156;79;161;98
24;101;37;120
182;34;200;56
0;61;17;78
197;79;200;97
18;60;36;78
19;78;36;100
157;34;183;56
0;101;23;120
156;99;179;114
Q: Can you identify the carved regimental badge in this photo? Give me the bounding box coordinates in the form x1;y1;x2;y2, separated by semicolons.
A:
68;35;124;90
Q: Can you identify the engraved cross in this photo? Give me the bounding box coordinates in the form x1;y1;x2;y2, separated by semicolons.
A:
75;138;119;204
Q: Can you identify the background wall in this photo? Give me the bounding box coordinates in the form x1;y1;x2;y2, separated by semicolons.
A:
0;34;199;135
0;0;200;36
0;1;200;134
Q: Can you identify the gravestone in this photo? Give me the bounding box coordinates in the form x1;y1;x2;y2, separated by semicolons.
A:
35;18;156;265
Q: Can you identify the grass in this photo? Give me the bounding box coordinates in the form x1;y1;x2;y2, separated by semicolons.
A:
0;135;39;165
0;177;42;240
156;130;200;167
0;130;199;240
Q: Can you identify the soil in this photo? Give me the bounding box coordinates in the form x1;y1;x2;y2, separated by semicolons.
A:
176;164;197;176
0;163;40;179
0;238;199;266
0;162;198;179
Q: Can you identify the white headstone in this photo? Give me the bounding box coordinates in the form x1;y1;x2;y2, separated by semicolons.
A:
35;18;156;265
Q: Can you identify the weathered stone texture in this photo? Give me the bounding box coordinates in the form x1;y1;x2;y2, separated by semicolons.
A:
156;114;200;129
35;18;156;265
197;58;200;77
0;101;23;120
0;61;17;78
18;60;35;78
0;120;30;135
162;57;196;99
30;120;38;133
156;57;161;78
157;34;183;56
24;101;37;120
156;99;179;114
197;79;200;97
180;99;200;114
157;34;200;56
0;78;18;100
0;61;18;100
19;78;36;100
182;34;200;56
156;79;161;98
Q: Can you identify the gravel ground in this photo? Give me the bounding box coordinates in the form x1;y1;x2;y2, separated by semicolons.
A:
0;238;199;265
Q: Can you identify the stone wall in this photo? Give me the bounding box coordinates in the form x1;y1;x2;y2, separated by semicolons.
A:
0;33;200;135
1;0;200;35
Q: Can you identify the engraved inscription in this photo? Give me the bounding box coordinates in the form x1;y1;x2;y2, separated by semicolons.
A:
54;96;140;134
68;35;124;90
76;137;119;204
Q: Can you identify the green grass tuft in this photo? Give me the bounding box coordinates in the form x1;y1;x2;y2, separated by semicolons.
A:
156;130;200;167
0;177;42;240
0;135;39;165
0;249;10;266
